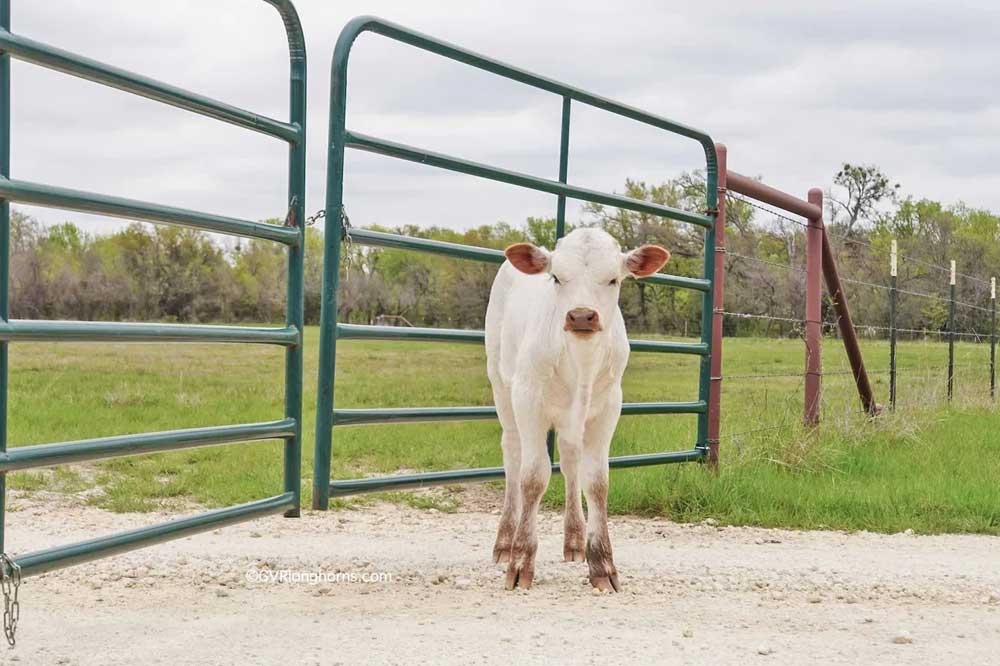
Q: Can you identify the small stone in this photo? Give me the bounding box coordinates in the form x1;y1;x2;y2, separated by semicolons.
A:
903;528;914;536
454;577;472;590
215;588;230;598
682;630;694;638
863;617;874;624
807;595;822;604
249;531;262;538
757;644;774;656
702;518;719;527
892;630;913;645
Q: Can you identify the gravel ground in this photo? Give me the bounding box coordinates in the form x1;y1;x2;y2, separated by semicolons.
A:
2;489;999;665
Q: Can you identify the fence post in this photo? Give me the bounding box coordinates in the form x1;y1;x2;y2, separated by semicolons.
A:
889;239;897;411
991;277;996;400
947;260;956;401
803;188;824;426
707;143;727;467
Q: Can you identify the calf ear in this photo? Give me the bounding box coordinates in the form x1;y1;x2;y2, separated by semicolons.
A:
625;244;670;277
505;243;550;275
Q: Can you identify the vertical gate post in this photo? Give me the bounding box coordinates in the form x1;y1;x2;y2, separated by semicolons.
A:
546;96;572;463
991;277;996;400
281;12;307;518
889;240;898;410
0;0;9;553
803;188;824;426
312;31;353;511
947;260;956;401
706;143;727;467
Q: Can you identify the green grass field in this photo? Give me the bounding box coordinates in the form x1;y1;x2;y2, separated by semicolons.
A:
7;327;1000;534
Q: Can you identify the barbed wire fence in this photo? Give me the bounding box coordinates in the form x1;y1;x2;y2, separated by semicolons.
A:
716;191;998;448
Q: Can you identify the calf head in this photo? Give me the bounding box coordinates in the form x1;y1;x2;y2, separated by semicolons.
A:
505;228;670;338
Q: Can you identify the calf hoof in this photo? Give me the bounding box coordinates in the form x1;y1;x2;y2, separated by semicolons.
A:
589;573;620;593
492;544;511;564
586;536;620;592
504;545;537;590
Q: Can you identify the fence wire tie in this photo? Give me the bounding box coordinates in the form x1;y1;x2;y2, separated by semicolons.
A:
1;554;21;647
283;195;299;228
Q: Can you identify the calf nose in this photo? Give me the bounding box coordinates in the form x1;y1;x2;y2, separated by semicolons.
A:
565;307;601;332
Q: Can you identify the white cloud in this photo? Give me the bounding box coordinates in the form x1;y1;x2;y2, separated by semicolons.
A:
7;0;999;237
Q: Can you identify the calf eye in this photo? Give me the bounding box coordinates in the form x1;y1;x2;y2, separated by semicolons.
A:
608;279;618;286
552;275;562;285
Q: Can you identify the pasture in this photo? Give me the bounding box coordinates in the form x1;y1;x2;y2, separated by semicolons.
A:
9;328;999;535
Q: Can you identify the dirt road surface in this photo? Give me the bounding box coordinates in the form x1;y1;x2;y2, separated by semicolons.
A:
2;489;998;665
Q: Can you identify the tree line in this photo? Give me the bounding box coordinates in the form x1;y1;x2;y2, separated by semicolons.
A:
8;164;999;339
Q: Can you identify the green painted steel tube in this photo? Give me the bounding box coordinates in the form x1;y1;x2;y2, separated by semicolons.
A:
332;400;706;426
0;419;296;473
334;16;716;157
0;320;298;345
0;177;299;245
274;0;307;518
344;228;710;291
337;323;485;344
347;131;714;228
328;449;704;497
555;96;571;238
347;227;504;263
0;29;300;144
0;0;9;555
12;492;296;578
337;322;707;355
695;155;720;455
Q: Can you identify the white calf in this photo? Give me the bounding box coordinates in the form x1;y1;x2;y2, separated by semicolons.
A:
484;228;670;592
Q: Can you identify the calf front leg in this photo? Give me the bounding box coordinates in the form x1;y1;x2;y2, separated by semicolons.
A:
492;429;521;563
491;384;521;564
582;396;622;592
556;434;585;562
505;386;550;590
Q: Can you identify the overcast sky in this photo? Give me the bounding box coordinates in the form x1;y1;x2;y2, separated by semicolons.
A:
8;0;999;243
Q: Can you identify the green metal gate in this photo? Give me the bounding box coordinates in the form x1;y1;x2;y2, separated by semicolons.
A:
312;16;719;509
0;0;306;587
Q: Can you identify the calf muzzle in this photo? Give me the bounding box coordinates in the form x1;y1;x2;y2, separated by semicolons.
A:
564;307;602;334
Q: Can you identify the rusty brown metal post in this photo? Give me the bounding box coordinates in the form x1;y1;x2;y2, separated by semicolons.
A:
820;226;879;415
707;144;727;467
804;188;824;426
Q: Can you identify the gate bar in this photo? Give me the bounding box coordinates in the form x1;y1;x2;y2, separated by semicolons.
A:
0;177;300;244
12;492;296;577
344;228;710;291
0;419;296;472
336;323;708;355
0;29;300;143
346;131;713;228
329;450;704;497
331;400;706;426
0;320;298;345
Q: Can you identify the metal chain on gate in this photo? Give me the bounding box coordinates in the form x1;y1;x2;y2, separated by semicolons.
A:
1;554;21;647
291;205;354;278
